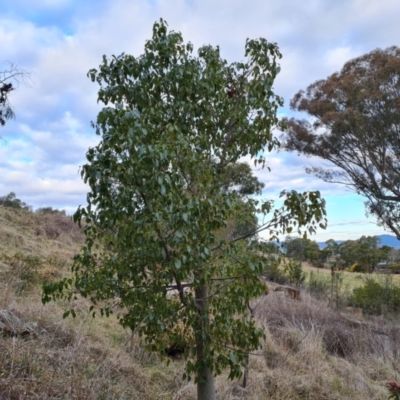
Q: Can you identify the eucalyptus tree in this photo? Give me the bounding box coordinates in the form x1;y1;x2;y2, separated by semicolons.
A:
282;47;400;239
221;161;264;240
339;236;385;272
43;20;326;400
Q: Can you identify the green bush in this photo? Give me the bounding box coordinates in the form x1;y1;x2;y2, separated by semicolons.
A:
307;271;330;300
350;277;400;315
0;192;31;210
390;264;400;274
349;262;365;273
283;259;305;287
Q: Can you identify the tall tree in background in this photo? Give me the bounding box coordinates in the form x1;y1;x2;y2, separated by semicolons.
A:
43;20;326;400
303;238;322;266
221;162;264;240
283;235;322;266
282;47;400;239
283;236;304;260
339;236;387;272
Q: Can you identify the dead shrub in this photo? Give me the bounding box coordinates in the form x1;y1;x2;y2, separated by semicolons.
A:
44;224;61;239
255;290;399;362
50;214;84;241
34;213;84;242
323;325;356;358
0;309;38;338
35;226;44;236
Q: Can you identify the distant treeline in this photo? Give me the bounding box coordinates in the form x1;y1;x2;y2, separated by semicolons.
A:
278;235;399;273
0;192;66;215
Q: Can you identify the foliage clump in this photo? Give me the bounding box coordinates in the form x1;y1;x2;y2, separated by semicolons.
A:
42;20;326;398
349;263;363;273
36;207;66;216
350;277;400;315
282;46;400;239
0;192;31;210
282;259;305;287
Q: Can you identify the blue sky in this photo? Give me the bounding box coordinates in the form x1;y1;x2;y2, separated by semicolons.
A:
1;0;399;242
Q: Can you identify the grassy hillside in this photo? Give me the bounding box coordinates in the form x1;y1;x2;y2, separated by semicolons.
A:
0;205;399;399
302;261;400;292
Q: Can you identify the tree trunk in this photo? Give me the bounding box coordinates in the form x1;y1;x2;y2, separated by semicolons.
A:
241;355;249;388
195;285;216;400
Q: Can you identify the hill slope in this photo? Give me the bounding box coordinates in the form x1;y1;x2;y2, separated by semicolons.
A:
0;205;398;399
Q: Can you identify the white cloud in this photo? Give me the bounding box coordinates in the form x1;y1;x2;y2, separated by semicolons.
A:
324;46;355;73
1;0;399;238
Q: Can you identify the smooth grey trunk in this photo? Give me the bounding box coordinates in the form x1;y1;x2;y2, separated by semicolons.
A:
195;285;216;400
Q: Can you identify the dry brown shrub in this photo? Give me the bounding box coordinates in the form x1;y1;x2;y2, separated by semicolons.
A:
246;289;400;399
38;213;84;242
43;224;61;239
255;289;400;361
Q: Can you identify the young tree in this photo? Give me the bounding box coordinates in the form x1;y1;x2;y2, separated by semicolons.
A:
357;236;382;272
281;47;400;240
379;245;392;263
303;238;322;266
42;20;326;399
325;239;339;258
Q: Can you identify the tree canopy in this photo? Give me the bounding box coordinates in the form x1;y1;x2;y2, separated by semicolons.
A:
283;235;323;266
338;236;389;272
42;20;326;400
281;47;400;239
283;235;391;272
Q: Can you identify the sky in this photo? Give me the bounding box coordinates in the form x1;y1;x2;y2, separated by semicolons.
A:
1;0;399;242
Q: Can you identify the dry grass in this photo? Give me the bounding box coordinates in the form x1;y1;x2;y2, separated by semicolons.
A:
0;206;187;399
251;288;400;399
0;310;162;399
0;205;399;399
302;261;400;289
0;206;83;256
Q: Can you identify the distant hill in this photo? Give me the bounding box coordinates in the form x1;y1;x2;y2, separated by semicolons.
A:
376;234;400;248
317;234;400;249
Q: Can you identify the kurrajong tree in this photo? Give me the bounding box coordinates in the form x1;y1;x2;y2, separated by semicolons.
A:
42;20;326;400
282;46;400;239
